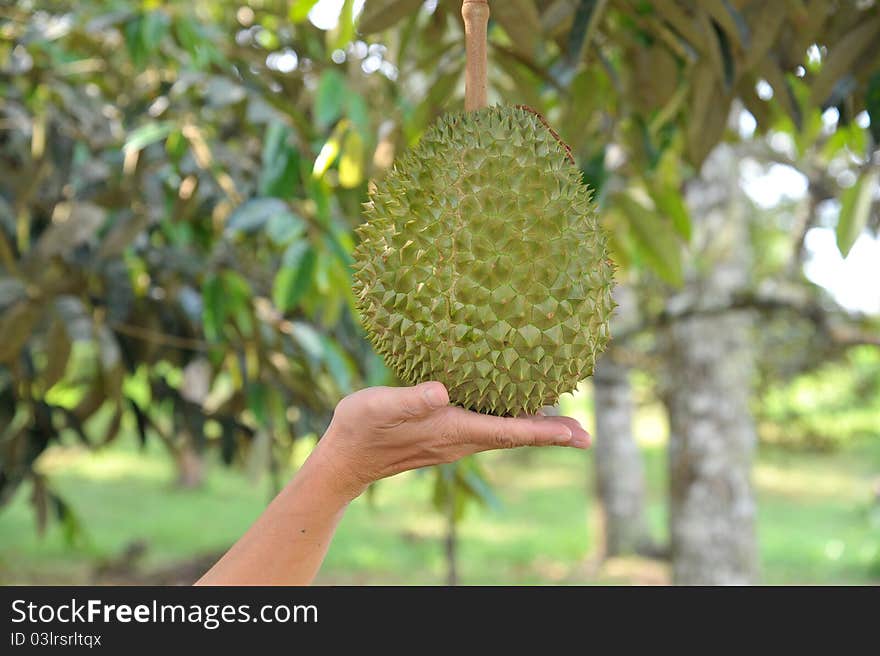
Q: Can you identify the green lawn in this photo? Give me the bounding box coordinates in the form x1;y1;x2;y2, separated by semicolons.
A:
1;411;878;585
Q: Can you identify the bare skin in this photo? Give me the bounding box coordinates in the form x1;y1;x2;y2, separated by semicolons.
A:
196;381;590;586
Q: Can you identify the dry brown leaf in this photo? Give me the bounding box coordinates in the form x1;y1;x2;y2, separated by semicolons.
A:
810;15;880;106
652;0;707;55
0;300;40;364
697;8;727;87
685;61;727;167
632;43;679;114
743;2;787;71
358;0;423;35
42;315;71;392
491;0;541;56
702;0;748;51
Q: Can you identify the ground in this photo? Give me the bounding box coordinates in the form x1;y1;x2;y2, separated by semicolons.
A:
1;407;878;585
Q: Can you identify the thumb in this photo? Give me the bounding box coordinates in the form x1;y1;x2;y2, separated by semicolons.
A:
392;381;450;418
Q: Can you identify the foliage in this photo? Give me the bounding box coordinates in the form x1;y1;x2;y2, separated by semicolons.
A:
1;0;879;532
0;1;394;527
757;346;880;451
1;426;878;584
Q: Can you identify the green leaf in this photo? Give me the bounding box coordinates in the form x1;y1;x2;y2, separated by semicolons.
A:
282;239;309;267
222;272;254;337
308;176;332;226
141;11;170;52
259;122;301;197
324;230;354;266
432;464;461;520
124;122;174;152
124;11;170;68
346;93;372;140
314;70;347;130
274;243;316;311
255;28;279;50
319;334;354;393
290;0;321;22
266;211;306;245
431;463;477;522
50;491;85;547
820;122;867;162
202;274;226;342
246;382;269;428
458;458;501;512
174;17;212;68
649;185;691;241
226;198;289;235
836;168;879;258
614;191;683;286
333;0;356;51
165;128;187;161
289;321;324;360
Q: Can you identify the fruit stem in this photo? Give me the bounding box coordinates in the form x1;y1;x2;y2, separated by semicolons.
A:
462;0;489;111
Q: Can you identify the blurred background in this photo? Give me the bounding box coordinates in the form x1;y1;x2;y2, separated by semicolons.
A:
1;0;879;586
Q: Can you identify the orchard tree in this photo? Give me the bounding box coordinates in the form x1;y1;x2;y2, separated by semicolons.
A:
2;0;879;584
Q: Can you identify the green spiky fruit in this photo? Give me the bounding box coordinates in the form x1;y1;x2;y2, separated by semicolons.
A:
352;105;615;416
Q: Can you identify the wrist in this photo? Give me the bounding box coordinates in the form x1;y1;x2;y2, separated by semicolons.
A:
296;430;368;505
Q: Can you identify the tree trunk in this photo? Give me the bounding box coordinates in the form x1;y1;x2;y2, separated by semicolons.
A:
664;144;758;585
175;443;205;489
175;359;210;490
593;352;653;557
444;490;458;586
592;282;656;558
665;311;757;584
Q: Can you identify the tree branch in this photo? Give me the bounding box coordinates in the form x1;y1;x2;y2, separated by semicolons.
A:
110;321;208;352
613;290;880;348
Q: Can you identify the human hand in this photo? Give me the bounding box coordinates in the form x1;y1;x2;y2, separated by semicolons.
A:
309;381;590;501
198;382;590;585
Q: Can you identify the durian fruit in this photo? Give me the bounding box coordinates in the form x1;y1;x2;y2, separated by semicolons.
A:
352;104;615;416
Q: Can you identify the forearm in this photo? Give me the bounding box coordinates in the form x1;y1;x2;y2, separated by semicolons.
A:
196;441;359;586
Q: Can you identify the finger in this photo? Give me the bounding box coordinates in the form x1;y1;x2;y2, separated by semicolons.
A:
385;381;450;419
548;415;591;448
451;408;577;450
514;413;590;448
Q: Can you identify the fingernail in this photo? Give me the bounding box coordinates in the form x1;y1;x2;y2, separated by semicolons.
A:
570;435;591;449
423;387;442;408
553;427;572;442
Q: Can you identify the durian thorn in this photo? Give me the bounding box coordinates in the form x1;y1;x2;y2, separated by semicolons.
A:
514;104;576;166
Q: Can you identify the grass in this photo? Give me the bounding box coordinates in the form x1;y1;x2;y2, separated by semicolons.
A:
1;398;878;585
